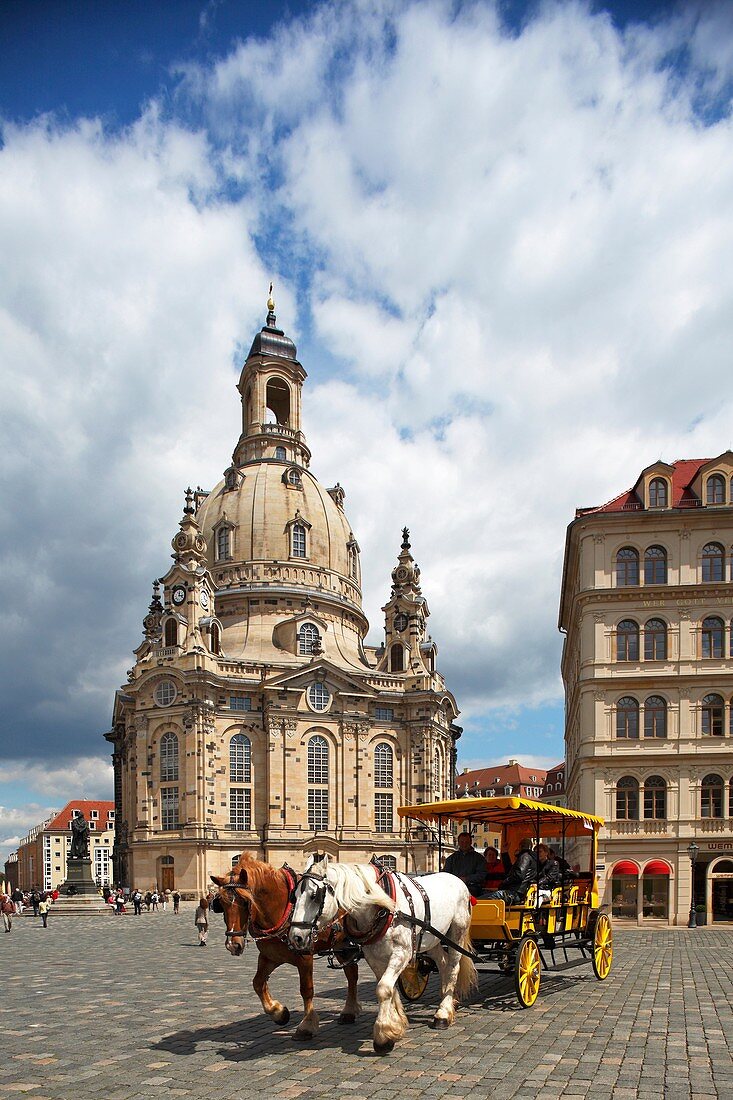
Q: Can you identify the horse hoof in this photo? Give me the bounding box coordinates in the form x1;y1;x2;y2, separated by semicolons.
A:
273;1008;290;1026
338;1013;356;1026
373;1039;395;1055
292;1029;314;1042
430;1017;450;1030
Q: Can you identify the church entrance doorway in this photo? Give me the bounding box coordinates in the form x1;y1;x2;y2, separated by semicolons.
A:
159;855;174;892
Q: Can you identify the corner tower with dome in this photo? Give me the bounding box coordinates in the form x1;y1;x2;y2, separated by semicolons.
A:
105;296;461;893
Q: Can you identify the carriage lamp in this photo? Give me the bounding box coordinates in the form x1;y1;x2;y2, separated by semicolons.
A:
687;841;699;929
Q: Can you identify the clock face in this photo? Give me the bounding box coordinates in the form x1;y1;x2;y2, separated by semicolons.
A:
172;585;186;605
396;568;408;581
394;613;408;632
200;588;210;610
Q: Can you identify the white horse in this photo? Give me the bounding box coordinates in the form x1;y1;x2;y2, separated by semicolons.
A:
288;857;476;1054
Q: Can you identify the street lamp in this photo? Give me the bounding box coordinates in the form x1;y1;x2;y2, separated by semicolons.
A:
687;840;699;928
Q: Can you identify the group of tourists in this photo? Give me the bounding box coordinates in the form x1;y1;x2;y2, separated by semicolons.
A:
443;832;577;904
1;887;56;930
104;887;182;915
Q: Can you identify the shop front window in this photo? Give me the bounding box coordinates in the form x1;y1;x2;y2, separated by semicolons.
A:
711;860;733;923
611;863;638;919
642;862;670;920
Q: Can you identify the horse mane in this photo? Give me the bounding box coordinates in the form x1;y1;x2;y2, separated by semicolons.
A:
231;853;286;926
322;862;396;916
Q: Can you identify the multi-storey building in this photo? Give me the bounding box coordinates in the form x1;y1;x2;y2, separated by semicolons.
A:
105;295;460;893
15;801;114;892
560;454;733;924
455;760;548;849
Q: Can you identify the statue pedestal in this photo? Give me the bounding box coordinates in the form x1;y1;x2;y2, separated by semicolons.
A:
54;858;110;914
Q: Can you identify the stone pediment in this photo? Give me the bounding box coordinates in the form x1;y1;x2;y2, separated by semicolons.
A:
262;660;379;697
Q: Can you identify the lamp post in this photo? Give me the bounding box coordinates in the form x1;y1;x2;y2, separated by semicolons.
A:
687;840;699;928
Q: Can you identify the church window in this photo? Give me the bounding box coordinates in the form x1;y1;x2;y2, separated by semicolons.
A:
230;734;251;784
433;747;442;796
644;619;667;661
275;446;286;460
298;623;320;656
374;743;393;788
375;706;394;721
615;776;639;820
702;616;724;658
701;694;724;736
266;378;290;425
308;735;329;830
376;854;397;871
230;696;253;712
374;792;393;833
292;523;307;558
649;478;668;508
217;527;231;561
616;697;639;739
390;644;404;672
308;789;328;831
349;544;358;580
616;620;639;661
706;474;725;505
154;680;177;707
160;733;179;781
644;696;667;739
307;682;330;712
160;786;179;830
229;788;251;831
393;613;408;632
702;542;725;582
164;619;178;648
210;622;221;655
644;546;667;585
287;468;303;488
616;547;639;586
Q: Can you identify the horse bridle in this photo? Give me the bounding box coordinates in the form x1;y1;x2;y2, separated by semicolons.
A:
216;866;300;942
288;871;339;949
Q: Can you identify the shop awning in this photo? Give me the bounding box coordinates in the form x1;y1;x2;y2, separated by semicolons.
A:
612;860;639;876
643;860;671;876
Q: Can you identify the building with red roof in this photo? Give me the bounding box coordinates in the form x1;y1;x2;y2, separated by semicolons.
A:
456;760;548;848
560;452;733;926
16;800;115;892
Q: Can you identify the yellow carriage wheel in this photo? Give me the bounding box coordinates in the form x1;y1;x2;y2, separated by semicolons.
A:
514;936;541;1008
591;913;613;980
397;962;430;1002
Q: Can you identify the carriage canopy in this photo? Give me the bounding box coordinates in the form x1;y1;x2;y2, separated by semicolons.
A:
397;796;604;838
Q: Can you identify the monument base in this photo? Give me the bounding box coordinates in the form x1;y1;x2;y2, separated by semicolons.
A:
54;857;110;914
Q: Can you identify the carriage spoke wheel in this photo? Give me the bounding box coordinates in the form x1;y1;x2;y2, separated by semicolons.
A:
397;961;430;1002
514;935;541;1008
592;913;613;980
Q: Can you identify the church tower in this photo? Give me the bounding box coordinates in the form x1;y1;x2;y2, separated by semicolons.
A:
105;294;460;892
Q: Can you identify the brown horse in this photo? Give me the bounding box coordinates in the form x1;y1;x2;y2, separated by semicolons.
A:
210;854;361;1040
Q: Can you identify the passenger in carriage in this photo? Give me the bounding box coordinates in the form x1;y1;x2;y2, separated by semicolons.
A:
443;832;488;897
482;846;505;892
548;847;577;879
536;844;562;904
479;838;536;903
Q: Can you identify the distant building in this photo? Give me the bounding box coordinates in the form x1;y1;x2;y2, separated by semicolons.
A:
3;851;19;892
456;759;548;849
560;453;733;925
16;801;114;892
541;763;566;806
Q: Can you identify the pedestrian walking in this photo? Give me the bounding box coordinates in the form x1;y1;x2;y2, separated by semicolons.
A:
144;891;152;911
1;894;14;932
132;889;142;915
39;897;50;928
172;890;180;914
160;890;167;912
30;889;41;917
151;890;159;911
194;897;209;946
11;887;24;915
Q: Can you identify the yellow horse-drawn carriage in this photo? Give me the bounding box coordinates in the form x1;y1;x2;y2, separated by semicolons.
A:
397;796;612;1008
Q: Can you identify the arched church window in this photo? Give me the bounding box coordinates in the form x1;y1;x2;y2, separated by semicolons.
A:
230;734;251;784
266;378;290;425
217;527;231;561
210;622;221;656
291;523;307;558
390;644;404;672
308;735;329;830
298;623;320;656
275;446;286;460
374;743;393;788
160;732;179;782
164;619;178;648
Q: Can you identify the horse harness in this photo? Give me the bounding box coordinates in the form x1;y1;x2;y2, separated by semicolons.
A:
218;865;299;943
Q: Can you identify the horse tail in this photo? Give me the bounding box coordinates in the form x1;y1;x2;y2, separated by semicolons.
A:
454;917;477;1001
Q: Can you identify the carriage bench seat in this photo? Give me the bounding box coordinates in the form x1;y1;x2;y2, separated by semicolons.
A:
470;899;511;940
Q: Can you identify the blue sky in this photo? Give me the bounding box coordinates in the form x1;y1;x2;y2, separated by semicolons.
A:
1;0;732;857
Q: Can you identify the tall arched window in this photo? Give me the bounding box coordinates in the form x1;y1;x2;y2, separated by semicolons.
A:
433;746;442;797
291;522;306;558
616;776;639;820
229;733;252;830
617;620;639;661
644;696;667;739
210;622;221;655
616;547;639;587
390;644;404;672
702;616;724;658
298;623;320;656
275;446;286;460
702;542;725;582
164;619;178;648
374;743;394;832
308;735;329;830
701;774;724;818
706;474;725;505
229;734;251;783
617;697;639;739
644;619;667;661
701;694;724;737
160;732;179;782
374;743;393;788
649;478;668;508
217;527;231;561
644;546;667;585
644;776;666;819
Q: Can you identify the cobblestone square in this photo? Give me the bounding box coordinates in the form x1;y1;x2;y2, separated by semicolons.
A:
1;915;732;1099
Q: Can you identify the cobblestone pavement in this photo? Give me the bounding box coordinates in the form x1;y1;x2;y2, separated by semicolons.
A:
1;915;732;1099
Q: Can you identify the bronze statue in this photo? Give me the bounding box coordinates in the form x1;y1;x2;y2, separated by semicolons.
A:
69;812;91;859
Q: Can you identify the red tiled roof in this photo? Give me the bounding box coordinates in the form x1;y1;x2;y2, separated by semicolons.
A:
457;762;548;794
45;800;115;833
542;763;565;796
577;458;710;516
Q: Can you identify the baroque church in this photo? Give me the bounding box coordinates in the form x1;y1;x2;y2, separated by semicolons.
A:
105;295;461;893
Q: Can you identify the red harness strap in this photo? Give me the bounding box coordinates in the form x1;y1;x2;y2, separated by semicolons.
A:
343;864;397;946
248;866;298;941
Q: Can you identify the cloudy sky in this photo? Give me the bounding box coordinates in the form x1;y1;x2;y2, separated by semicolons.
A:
2;0;733;863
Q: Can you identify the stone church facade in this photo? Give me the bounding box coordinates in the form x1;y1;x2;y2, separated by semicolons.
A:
105;297;461;892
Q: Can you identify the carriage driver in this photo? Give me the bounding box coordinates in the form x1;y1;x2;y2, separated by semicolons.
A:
442;832;488;897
